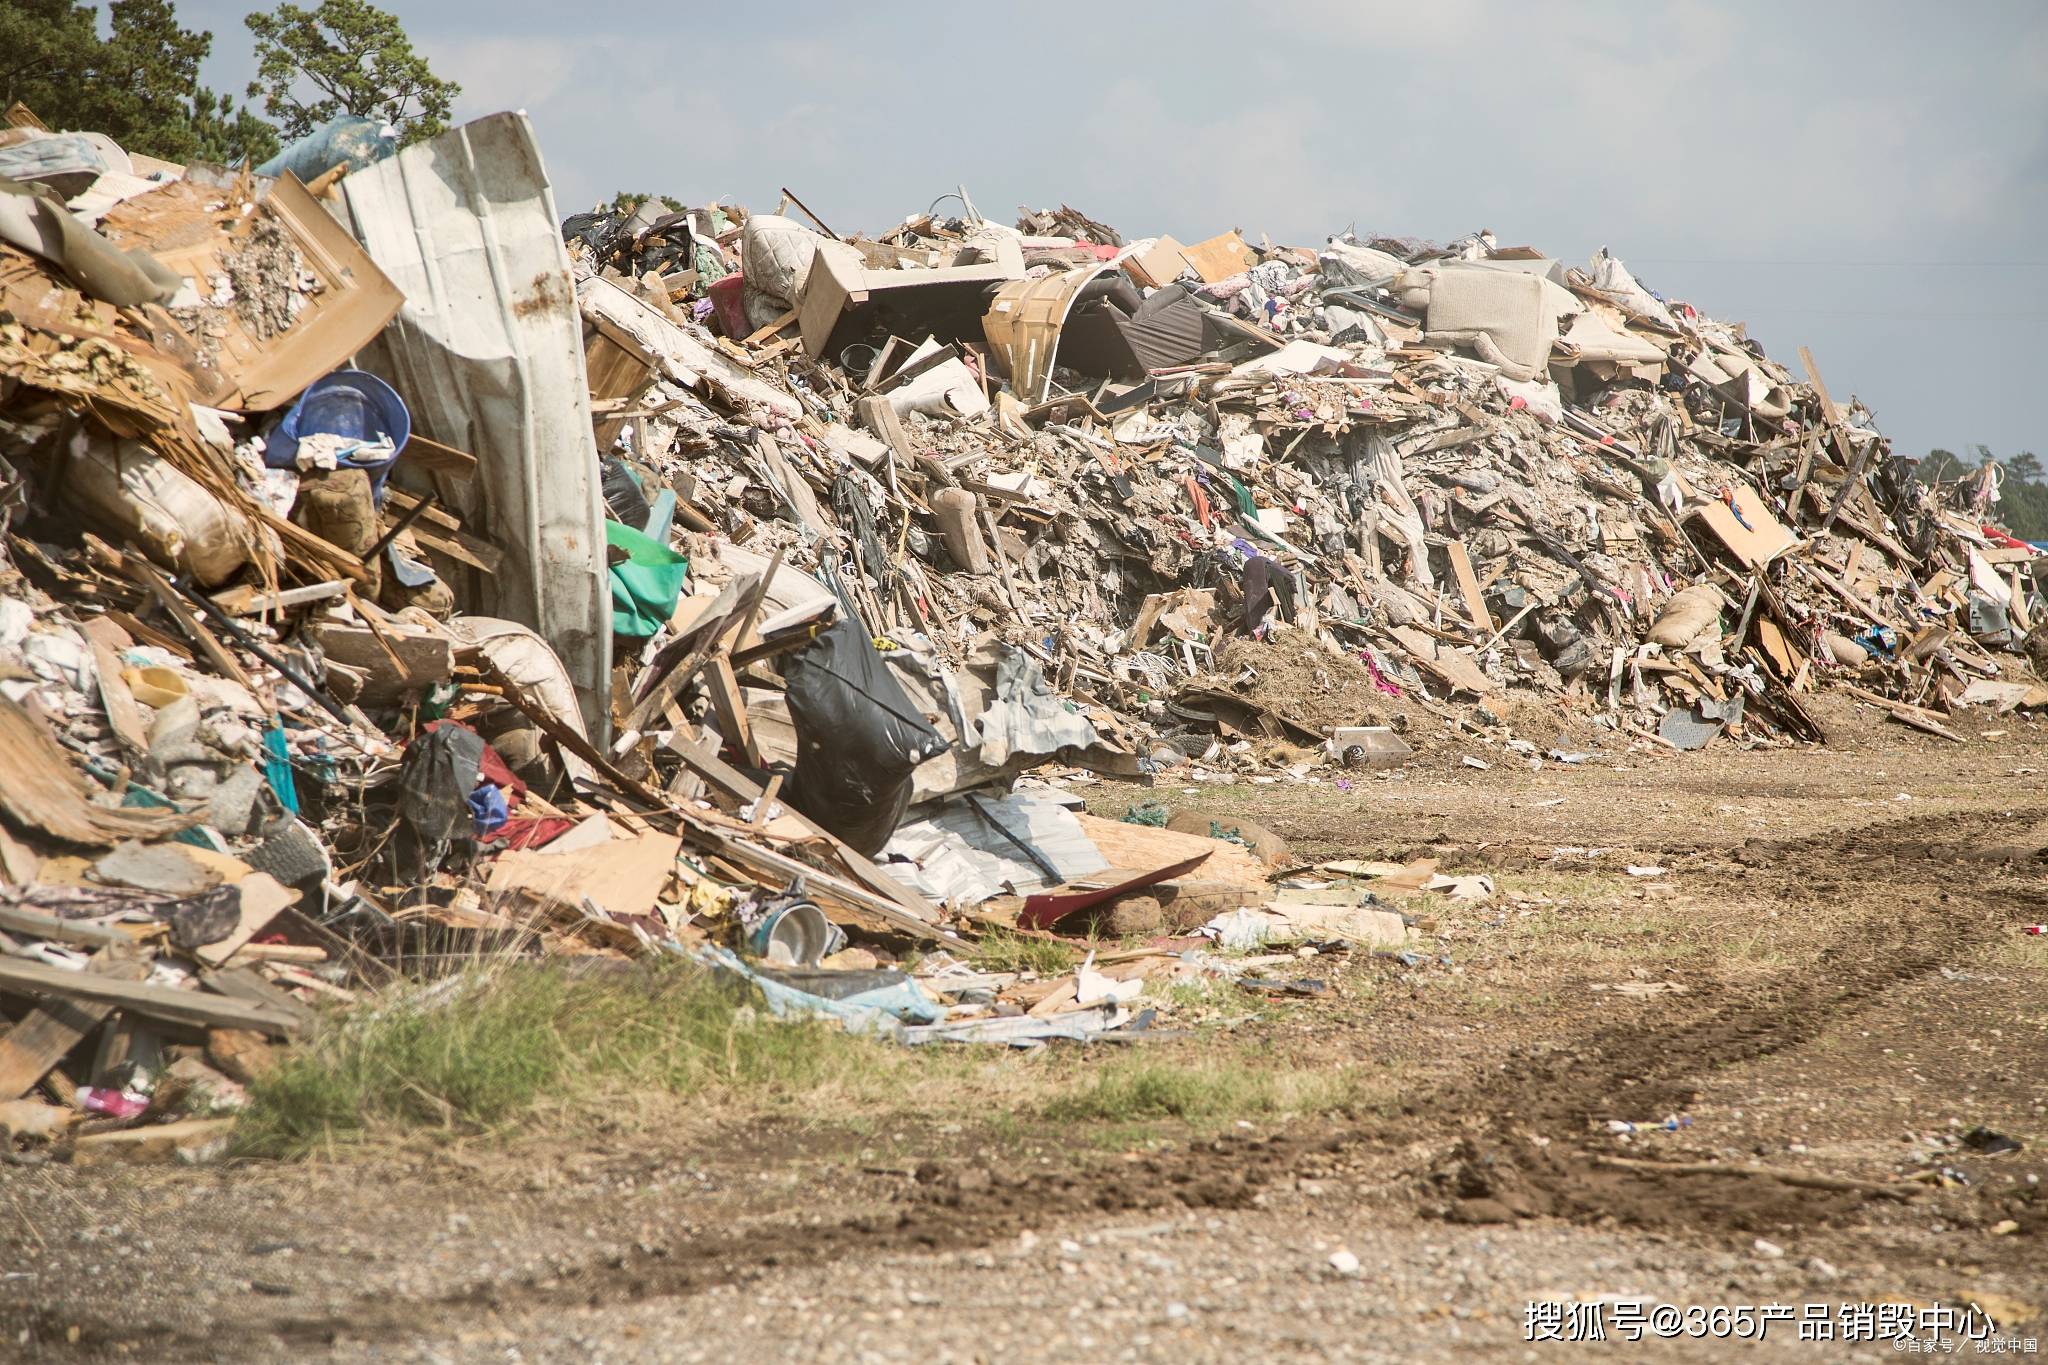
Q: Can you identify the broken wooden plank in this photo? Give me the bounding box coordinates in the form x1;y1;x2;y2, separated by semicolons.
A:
622;574;757;734
666;734;937;924
127;557;255;691
1799;348;1878;539
0;949;147;1099
742;308;799;346
1445;539;1495;633
0;906;136;950
307;622;455;698
1837;682;1957;732
0;958;303;1036
401;434;478;478
71;1117;236;1166
703;656;763;768
211;580;349;616
89;640;149;755
89;1015;163;1088
201;966;316;1027
380;486;504;573
856;394;942;482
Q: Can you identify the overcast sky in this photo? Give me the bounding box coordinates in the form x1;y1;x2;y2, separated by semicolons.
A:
164;0;2046;461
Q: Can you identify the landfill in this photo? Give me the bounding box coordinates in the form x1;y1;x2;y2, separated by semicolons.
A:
0;96;2042;1155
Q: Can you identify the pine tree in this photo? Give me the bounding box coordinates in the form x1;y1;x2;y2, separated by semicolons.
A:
244;0;460;146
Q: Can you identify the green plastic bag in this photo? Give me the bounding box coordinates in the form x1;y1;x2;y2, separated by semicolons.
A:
605;520;689;637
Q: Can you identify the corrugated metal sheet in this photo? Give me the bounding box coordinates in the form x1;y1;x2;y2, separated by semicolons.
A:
341;113;611;738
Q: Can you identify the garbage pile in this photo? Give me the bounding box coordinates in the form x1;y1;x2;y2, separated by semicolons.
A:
567;193;2048;771
0;97;2041;1150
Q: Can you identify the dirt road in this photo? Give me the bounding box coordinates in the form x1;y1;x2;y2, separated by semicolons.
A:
3;696;2042;1361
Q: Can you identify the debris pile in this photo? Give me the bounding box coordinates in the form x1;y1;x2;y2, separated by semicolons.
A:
567;196;2047;770
0;99;2041;1152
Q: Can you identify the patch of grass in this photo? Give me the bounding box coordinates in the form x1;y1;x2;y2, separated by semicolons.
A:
1042;1056;1360;1123
1150;976;1247;1015
970;928;1081;977
233;955;1397;1161
1985;932;2048;970
235;962;897;1158
1497;870;1630;904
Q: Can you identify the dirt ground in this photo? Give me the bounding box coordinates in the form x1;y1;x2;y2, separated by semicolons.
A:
3;695;2044;1363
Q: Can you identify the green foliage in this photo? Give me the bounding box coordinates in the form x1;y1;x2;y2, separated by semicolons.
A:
234;962;896;1157
1919;445;2048;542
0;2;96;118
969;927;1081;977
244;0;459;145
608;191;687;217
0;0;279;166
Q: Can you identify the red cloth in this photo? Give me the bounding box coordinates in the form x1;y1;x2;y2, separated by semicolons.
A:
480;816;580;850
707;271;747;337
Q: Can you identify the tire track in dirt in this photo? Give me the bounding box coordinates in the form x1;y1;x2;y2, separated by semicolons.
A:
1420;806;2044;1230
126;807;2044;1358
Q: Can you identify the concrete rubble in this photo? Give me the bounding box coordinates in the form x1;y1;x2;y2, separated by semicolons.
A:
0;99;2042;1152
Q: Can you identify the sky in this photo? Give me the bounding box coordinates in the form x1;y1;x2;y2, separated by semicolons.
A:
159;0;2047;461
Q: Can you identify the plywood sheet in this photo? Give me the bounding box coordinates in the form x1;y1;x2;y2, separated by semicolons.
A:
1072;813;1270;893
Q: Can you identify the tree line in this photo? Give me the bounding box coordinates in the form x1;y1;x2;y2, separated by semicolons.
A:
0;0;459;168
1919;448;2048;543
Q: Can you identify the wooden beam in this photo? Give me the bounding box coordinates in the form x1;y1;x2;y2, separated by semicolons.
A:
0;949;147;1099
0;906;135;950
0;958;302;1036
742;308;799;346
748;773;783;826
621;571;761;734
1446;539;1495;633
703;656;762;768
211;580;348;616
380;487;504;573
1800;348;1883;540
201;966;315;1027
127;558;254;691
89;640;148;755
402;434;478;478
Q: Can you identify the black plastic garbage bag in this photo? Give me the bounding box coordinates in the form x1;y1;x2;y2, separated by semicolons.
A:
782;621;947;856
399;721;485;853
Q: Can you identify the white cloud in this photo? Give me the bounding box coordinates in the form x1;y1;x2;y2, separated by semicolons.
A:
433;35;584;115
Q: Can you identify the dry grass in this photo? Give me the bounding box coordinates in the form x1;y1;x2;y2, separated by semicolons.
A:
1043;1056;1367;1123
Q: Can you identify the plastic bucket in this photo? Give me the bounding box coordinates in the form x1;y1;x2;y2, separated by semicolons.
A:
264;369;411;495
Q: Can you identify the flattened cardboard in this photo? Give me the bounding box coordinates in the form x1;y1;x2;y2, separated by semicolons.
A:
486;830;681;919
1182;231;1252;284
1123;235;1191;289
1688;484;1798;568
